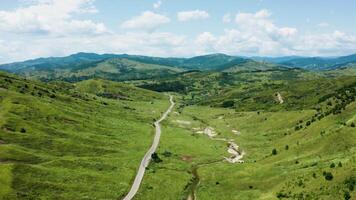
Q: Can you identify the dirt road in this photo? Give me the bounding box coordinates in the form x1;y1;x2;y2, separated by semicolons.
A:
123;95;175;200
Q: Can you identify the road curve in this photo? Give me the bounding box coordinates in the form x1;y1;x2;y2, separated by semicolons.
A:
123;95;175;200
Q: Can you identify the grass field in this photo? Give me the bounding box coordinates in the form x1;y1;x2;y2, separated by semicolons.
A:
0;68;355;200
0;72;170;199
134;94;356;200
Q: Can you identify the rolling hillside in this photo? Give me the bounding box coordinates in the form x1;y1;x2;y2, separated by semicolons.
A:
278;54;356;70
0;53;355;200
19;58;183;82
0;71;171;199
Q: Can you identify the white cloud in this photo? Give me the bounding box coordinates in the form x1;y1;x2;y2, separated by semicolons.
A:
153;0;162;9
1;5;356;63
0;31;189;63
0;0;107;35
193;10;356;57
222;13;231;23
177;10;209;22
233;9;297;49
121;11;170;32
195;32;216;54
318;22;330;27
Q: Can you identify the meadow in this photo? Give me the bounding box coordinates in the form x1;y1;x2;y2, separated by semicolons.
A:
0;72;170;199
0;63;355;200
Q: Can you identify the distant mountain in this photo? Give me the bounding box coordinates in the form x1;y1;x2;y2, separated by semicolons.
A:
221;59;288;72
0;53;240;73
0;53;278;78
20;58;183;82
178;53;237;70
276;54;356;70
2;52;356;81
0;52;122;72
251;56;304;63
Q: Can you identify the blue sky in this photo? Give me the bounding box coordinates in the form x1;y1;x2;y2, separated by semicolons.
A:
0;0;356;63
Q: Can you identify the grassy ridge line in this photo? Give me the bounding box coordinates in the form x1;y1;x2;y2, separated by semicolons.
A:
0;71;170;199
20;58;184;82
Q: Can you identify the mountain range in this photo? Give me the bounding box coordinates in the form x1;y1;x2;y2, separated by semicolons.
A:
0;52;356;82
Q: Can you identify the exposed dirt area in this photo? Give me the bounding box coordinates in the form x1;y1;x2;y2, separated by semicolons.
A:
275;92;284;104
232;129;241;135
181;155;193;162
195;127;217;138
224;142;245;163
176;120;192;125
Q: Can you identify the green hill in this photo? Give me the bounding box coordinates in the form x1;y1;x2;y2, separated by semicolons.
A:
0;55;356;200
20;58;183;82
0;71;171;199
130;69;356;200
279;54;356;70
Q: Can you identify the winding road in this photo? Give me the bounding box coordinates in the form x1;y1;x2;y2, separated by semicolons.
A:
123;95;175;200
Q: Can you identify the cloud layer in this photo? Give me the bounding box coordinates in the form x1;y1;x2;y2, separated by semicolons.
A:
194;10;356;56
0;1;356;63
121;11;170;32
177;10;209;22
0;0;107;36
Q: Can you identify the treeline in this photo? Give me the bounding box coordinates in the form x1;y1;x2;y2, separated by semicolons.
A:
138;81;187;93
295;83;356;131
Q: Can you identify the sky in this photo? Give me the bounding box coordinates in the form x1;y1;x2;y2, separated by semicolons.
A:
0;0;356;63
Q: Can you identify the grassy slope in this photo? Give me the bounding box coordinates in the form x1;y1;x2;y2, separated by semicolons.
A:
132;69;356;200
134;97;355;200
1;67;355;200
0;72;170;199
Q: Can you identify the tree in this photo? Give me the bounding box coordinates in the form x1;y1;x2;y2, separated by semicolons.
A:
351;122;355;128
344;191;351;200
295;126;300;131
285;145;289;150
222;100;235;108
338;162;343;167
324;172;333;181
272;148;277;155
151;152;162;163
330;163;335;168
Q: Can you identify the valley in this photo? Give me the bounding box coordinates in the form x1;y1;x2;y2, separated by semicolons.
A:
0;53;355;200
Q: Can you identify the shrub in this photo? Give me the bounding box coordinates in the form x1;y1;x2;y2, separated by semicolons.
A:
285;145;289;150
338;162;343;167
324;172;333;181
20;128;26;133
222;100;235;108
351;123;355;128
344;176;356;191
276;192;288;199
151;152;162;163
162;151;172;157
344;191;351;200
330;163;335;168
272;148;277;155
